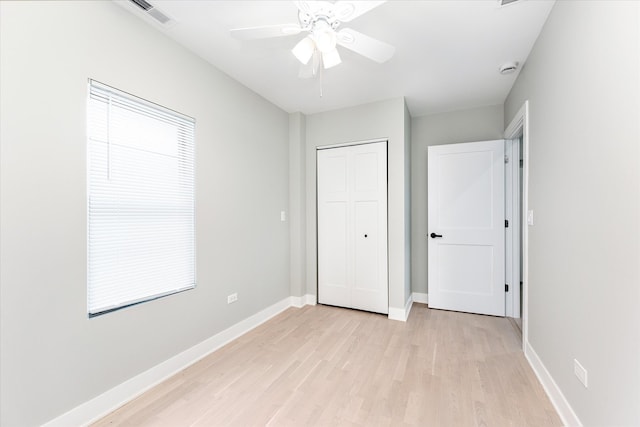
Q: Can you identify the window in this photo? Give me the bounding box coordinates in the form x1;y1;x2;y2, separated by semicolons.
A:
87;80;195;316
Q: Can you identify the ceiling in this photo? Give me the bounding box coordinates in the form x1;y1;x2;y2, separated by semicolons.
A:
118;0;555;117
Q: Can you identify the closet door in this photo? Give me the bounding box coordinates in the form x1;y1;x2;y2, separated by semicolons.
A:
317;141;388;314
317;147;350;308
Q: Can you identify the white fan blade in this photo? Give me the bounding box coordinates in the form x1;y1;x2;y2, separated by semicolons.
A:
294;1;331;15
333;1;386;22
294;1;313;15
230;24;301;40
337;28;394;63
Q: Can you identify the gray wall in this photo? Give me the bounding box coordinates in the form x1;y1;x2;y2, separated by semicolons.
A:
304;98;412;310
403;101;412;303
505;1;639;424
410;105;504;295
0;2;289;426
289;112;306;298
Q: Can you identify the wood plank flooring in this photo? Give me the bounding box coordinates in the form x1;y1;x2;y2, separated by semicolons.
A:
93;304;561;427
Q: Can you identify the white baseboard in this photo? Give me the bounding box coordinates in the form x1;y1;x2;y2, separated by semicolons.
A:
412;292;428;304
291;294;316;308
405;295;414;319
43;295;314;427
305;293;317;306
388;295;413;322
525;341;582;427
291;295;305;308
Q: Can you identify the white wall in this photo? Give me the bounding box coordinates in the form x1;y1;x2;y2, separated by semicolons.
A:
505;1;639;424
410;105;504;295
304;98;411;310
0;2;289;426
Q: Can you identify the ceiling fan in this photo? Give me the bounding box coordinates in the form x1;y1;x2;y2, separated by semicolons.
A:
230;1;395;78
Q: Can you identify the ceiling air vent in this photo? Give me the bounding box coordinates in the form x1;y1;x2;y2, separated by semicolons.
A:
130;0;153;11
128;0;172;25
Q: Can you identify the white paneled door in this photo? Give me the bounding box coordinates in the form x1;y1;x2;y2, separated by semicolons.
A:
428;140;505;316
317;141;388;314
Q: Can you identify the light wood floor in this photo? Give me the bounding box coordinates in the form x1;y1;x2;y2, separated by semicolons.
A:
93;304;561;427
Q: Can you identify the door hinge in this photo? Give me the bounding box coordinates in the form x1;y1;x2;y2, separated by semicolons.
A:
504;155;509;164
505;219;509;228
505;284;509;292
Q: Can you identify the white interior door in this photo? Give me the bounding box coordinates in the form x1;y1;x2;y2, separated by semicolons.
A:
317;148;350;308
318;142;388;314
428;140;505;316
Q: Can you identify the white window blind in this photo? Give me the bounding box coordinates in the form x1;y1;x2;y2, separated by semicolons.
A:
87;80;195;316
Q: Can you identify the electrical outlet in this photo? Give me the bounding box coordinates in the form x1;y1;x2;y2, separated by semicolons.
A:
280;211;286;222
574;359;588;388
527;209;534;226
227;293;238;304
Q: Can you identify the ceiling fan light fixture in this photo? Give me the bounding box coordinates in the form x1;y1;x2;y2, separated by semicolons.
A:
312;20;337;53
322;48;341;69
231;1;393;77
292;36;315;64
314;31;336;53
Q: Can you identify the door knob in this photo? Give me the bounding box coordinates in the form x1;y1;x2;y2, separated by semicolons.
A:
430;233;443;238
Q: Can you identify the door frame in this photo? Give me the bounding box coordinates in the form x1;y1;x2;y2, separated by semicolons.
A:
504;101;530;350
505;138;521;319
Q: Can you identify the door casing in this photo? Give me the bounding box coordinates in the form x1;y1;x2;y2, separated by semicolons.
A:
505;138;521;319
504;101;530;350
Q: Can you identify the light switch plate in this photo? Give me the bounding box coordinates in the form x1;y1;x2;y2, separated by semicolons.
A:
280;211;286;222
527;210;534;226
574;359;588;388
227;293;238;304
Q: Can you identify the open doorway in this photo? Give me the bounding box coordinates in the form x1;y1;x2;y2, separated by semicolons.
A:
517;136;523;326
505;136;522;334
504;101;530;350
512;136;524;330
